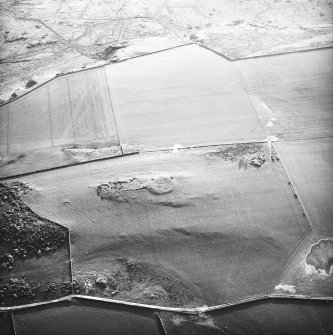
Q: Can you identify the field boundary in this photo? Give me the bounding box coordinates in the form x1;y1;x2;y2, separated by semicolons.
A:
231;44;333;61
0;149;138;181
1;294;332;314
199;43;333;62
3;136;333;180
269;142;314;293
1;43;332;108
0;43;193;108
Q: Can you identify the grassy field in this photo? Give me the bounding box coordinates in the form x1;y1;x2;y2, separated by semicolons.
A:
106;44;265;151
160;299;333;335
13;300;163;335
17;145;310;306
272;138;333;298
235;48;333;140
0;312;13;335
0;67;120;177
0;67;118;155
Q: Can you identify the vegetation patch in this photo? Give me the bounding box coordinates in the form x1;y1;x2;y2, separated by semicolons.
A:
0;278;38;303
0;182;70;305
96;175;174;201
73;259;195;307
208;143;279;168
0;182;67;272
306;239;333;275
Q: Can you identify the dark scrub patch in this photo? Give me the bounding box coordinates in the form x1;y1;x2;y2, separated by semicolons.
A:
306;239;333;275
